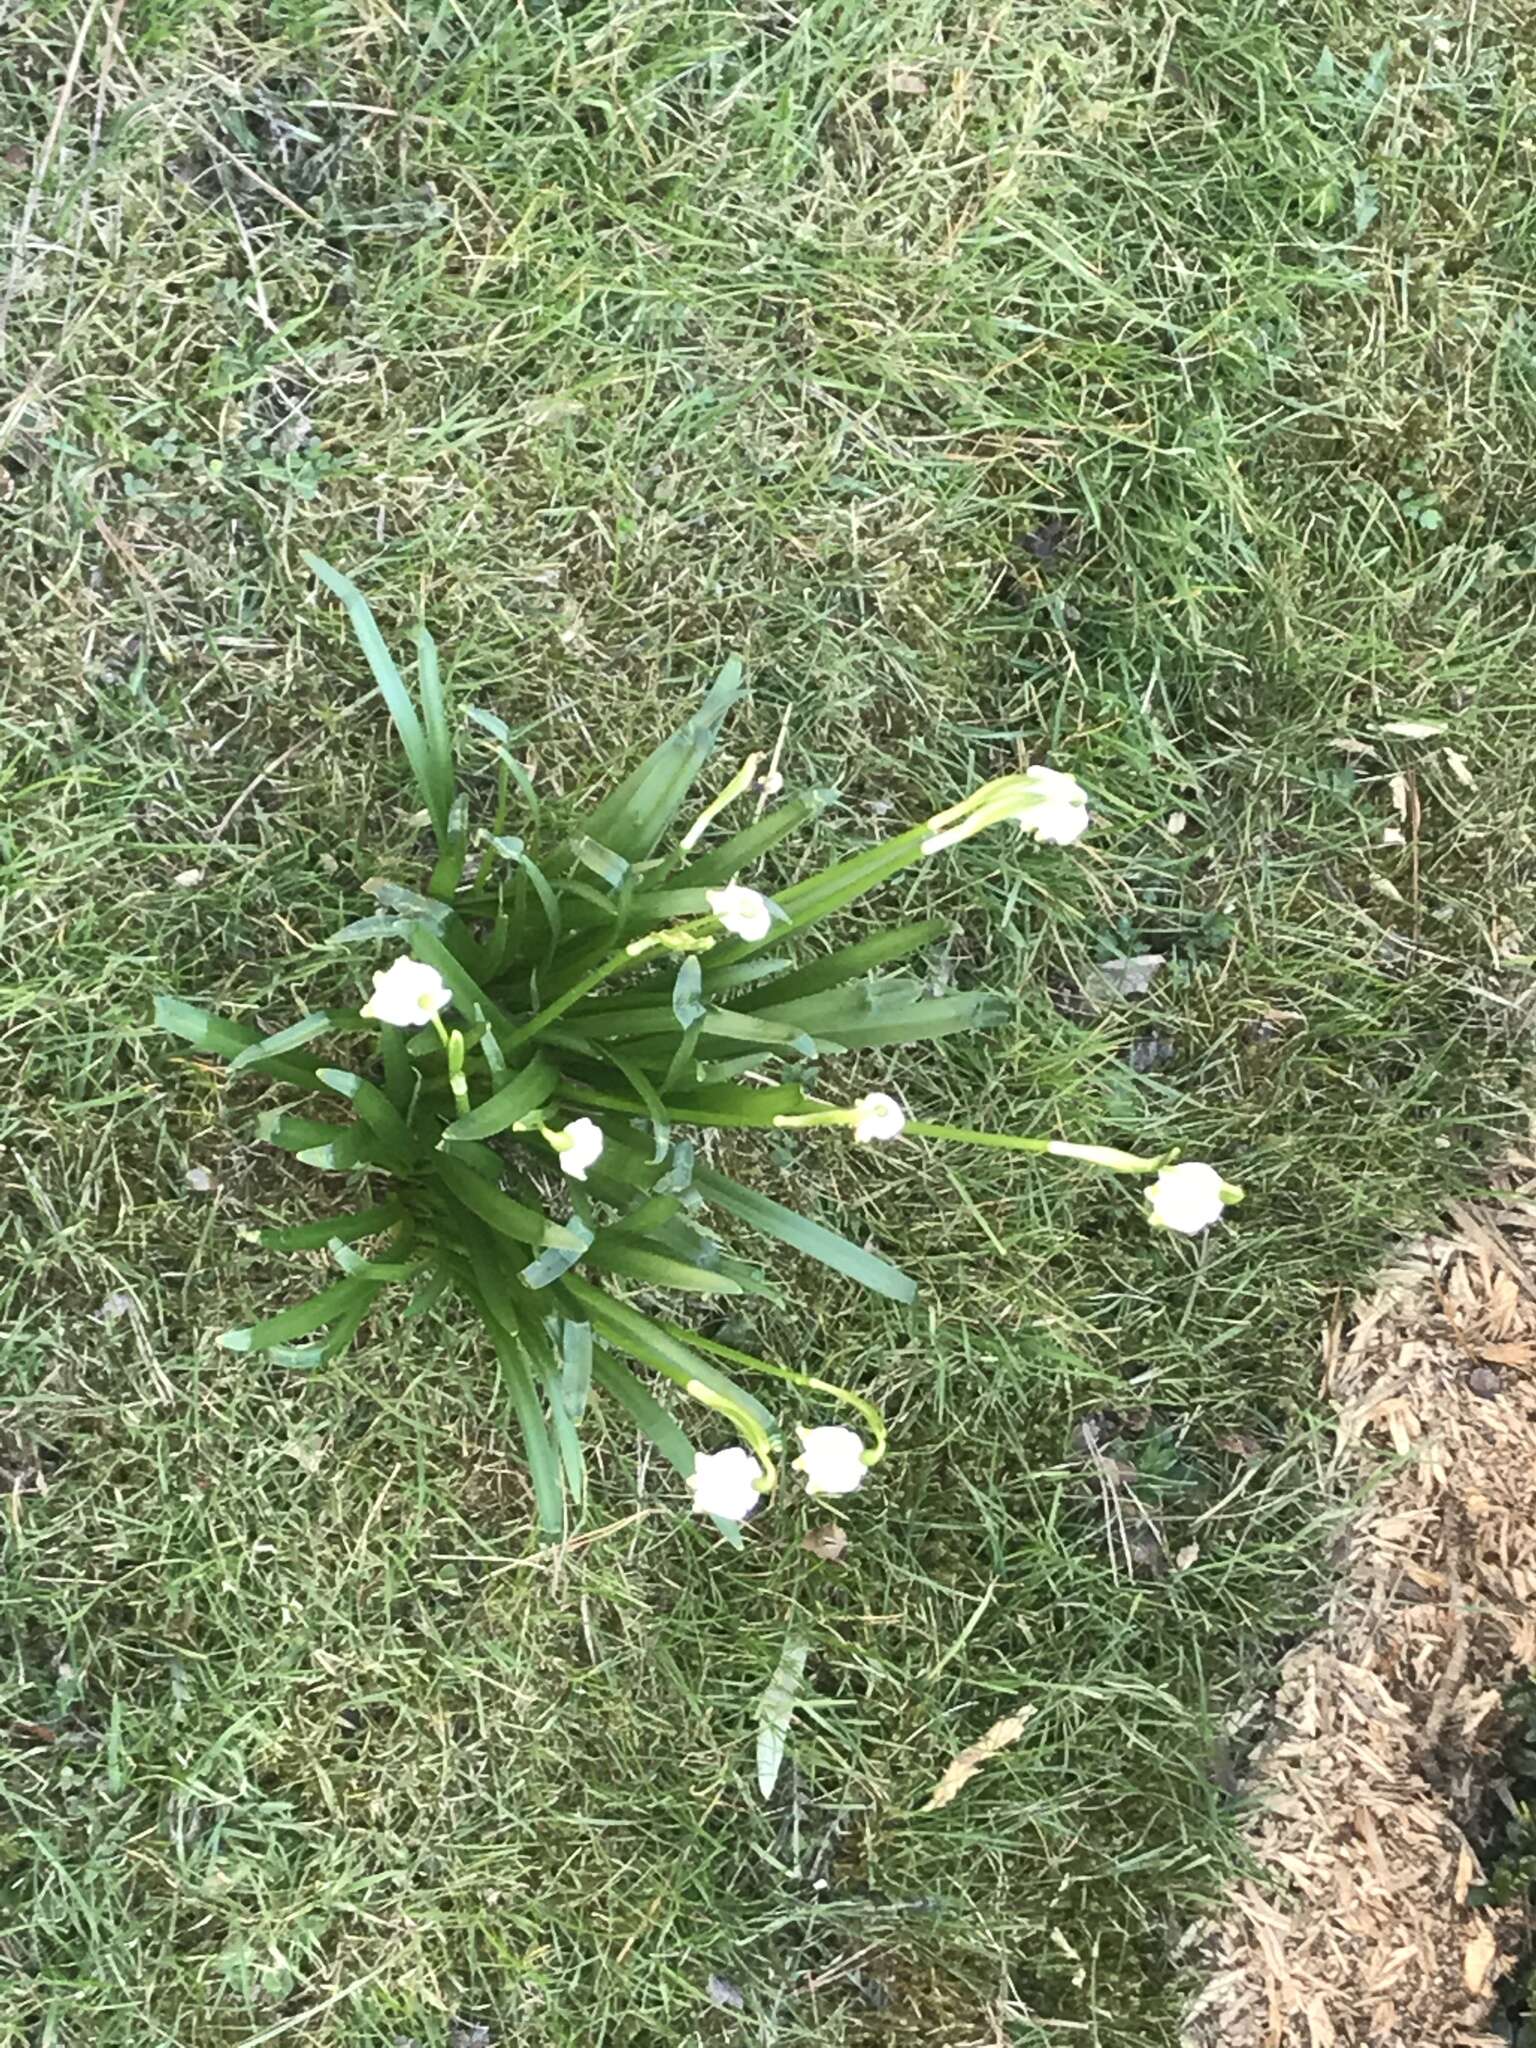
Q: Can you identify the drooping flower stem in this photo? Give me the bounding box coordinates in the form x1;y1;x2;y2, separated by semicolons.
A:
902;1122;1176;1174
667;1325;888;1468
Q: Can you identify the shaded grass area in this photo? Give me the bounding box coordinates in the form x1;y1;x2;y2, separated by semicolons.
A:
3;2;1535;2041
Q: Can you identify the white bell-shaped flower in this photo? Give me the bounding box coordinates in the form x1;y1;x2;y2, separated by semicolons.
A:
1145;1161;1228;1235
547;1117;605;1182
687;1446;765;1521
851;1093;906;1144
360;957;452;1028
706;882;773;942
794;1424;869;1496
1013;765;1090;845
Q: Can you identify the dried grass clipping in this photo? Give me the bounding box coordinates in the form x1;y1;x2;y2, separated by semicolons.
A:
1183;1191;1536;2048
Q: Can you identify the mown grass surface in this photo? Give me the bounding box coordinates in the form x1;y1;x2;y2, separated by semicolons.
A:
3;3;1535;2043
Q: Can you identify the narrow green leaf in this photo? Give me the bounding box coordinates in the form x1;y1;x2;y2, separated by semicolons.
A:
693;1164;918;1304
463;1282;564;1537
428;790;472;899
363;881;455;930
220;1273;381;1353
228;1013;343;1076
412;623;455;814
330;1242;419;1281
742;919;949;1008
671;955;706;1031
434;1155;586;1252
440;1056;558;1143
559;1320;593;1421
155;996;322;1088
403;1266;451;1319
757;1624;812;1799
304;552;447;842
315;1067;416;1159
581;656;745;863
519;1216;596;1291
570;834;631;889
756;987;1009;1051
556;1275;776;1433
674;788;838;889
581;1241;749;1295
256;1201;403;1251
589;1351;695;1477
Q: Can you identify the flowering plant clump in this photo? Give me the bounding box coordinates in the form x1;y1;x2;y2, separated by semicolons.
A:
159;559;1243;1538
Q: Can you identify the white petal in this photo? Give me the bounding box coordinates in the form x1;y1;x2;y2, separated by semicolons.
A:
360;957;451;1027
688;1447;765;1521
795;1425;868;1496
1145;1162;1227;1235
852;1093;906;1143
706;884;773;943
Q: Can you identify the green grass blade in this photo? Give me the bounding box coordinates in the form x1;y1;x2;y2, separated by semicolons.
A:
692;1164;917;1304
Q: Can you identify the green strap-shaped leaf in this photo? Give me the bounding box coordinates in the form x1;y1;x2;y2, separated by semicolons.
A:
580;1241;751;1296
439;1056;558;1143
304;553;451;844
155;997;324;1089
227;1013;345;1076
740;919;949;1009
757;1624;811;1799
412;623;455;819
220;1273;382;1353
559;1320;593;1422
580;656;745;863
671;956;706;1031
434;1154;585;1252
459;1275;565;1537
692;1164;917;1304
589;1351;696;1477
674;788;837;889
754;986;1009;1051
519;1215;596;1291
315;1068;417;1161
256;1201;404;1251
556;1275;776;1433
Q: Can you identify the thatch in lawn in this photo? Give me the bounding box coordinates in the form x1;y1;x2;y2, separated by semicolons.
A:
1184;1187;1536;2048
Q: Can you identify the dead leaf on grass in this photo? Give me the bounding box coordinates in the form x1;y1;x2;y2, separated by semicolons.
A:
921;1704;1038;1813
802;1523;848;1564
1081;952;1165;1006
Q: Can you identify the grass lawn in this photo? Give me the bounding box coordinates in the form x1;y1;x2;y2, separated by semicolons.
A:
4;3;1536;2042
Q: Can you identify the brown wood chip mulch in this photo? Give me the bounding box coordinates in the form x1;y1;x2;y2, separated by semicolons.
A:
1183;1191;1536;2048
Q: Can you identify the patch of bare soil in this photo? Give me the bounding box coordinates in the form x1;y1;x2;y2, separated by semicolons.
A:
1184;1192;1536;2048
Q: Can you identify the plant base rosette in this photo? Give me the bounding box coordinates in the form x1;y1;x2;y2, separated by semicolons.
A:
160;559;1242;1538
